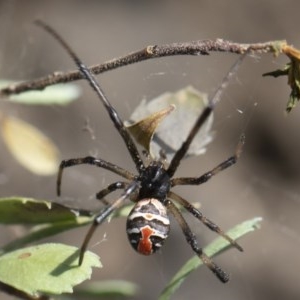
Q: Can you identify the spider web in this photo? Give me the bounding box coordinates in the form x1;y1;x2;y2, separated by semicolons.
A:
1;5;300;299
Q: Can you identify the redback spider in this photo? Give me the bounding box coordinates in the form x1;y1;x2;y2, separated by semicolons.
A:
36;20;246;283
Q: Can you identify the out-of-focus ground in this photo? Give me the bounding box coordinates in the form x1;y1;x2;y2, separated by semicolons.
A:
0;1;299;299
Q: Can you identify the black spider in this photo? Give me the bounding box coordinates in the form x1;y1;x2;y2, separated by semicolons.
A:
36;20;246;283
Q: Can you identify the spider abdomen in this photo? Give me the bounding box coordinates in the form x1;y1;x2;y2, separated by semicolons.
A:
126;198;170;255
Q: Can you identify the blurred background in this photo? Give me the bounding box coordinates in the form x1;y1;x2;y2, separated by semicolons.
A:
0;1;299;299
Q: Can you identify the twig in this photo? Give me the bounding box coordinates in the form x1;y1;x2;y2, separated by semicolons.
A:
0;39;285;96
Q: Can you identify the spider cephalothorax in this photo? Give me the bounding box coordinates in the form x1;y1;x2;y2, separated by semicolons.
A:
36;20;246;283
138;162;171;201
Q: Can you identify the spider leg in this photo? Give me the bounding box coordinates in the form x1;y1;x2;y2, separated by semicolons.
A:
168;191;243;252
35;20;145;173
57;156;135;196
171;134;245;186
167;54;247;178
165;199;229;283
79;181;139;265
96;181;129;205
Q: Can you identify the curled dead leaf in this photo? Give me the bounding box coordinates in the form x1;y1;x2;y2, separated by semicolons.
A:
126;86;214;162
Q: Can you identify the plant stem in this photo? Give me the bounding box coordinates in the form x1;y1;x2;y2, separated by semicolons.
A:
0;39;284;96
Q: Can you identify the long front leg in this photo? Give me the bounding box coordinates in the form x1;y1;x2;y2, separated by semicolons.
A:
167;54;246;178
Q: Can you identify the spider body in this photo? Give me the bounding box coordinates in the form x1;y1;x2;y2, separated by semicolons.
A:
36;20;246;283
126;162;172;255
126;198;170;255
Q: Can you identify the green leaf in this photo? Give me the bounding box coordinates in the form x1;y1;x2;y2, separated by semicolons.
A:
263;61;300;113
0;80;81;105
0;198;136;253
263;43;300;113
0;197;89;224
0;243;101;297
1;219;92;254
0;197;134;226
159;217;263;300
75;280;138;298
0;197;93;253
